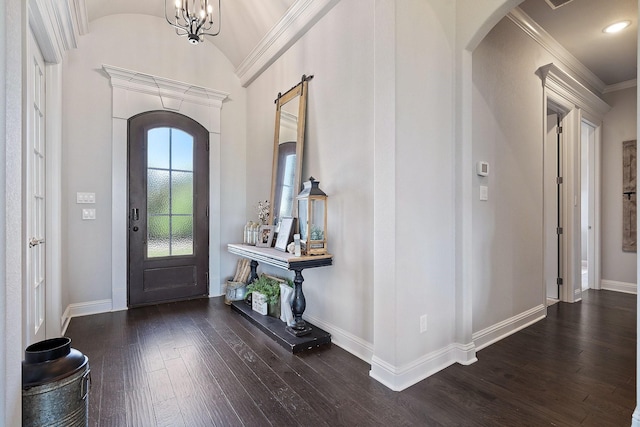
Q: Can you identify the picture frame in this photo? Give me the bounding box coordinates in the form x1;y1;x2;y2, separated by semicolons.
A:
274;217;295;252
256;225;274;248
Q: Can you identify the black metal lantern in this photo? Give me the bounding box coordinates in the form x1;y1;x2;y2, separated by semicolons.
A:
296;177;328;256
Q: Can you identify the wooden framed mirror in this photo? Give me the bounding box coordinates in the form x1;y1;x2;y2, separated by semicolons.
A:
269;75;312;228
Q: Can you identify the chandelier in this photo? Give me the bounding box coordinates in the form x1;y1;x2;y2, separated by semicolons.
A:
165;0;221;45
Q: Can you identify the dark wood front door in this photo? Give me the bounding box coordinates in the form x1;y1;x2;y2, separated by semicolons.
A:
128;111;209;307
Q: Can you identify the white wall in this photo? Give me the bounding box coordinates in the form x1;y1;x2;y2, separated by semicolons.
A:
602;86;638;285
245;0;376;353
61;14;247;308
2;0;25;423
472;17;557;333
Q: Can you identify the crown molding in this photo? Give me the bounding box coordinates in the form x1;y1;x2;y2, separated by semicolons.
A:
71;0;89;36
602;79;637;94
537;63;610;118
235;0;340;87
102;64;229;108
508;7;606;94
28;0;80;63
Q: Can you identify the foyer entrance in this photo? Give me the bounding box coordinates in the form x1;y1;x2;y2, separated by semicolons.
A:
128;111;210;307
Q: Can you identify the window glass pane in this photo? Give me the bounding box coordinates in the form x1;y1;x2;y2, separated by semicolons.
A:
147;169;170;214
148;215;170;257
171;216;193;256
171;171;193;215
171;129;194;171
146;126;196;258
148;128;170;169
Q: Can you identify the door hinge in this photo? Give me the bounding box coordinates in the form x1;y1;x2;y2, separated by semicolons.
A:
206;206;209;217
556;126;563;134
206;140;210;151
557;277;563;285
205;272;209;285
556;177;563;184
556;227;563;235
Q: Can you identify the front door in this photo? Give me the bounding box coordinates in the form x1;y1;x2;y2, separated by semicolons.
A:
128;111;209;307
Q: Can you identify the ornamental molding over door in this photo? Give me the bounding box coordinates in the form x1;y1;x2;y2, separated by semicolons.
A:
103;66;228;310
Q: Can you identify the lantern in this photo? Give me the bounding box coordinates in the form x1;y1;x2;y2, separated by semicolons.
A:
296;177;328;255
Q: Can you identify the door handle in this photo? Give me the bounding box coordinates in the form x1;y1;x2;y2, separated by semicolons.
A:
132;208;139;221
29;237;45;248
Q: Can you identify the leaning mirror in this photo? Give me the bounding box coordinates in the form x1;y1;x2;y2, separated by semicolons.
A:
269;75;312;229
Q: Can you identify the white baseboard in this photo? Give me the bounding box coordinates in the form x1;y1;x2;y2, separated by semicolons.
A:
61;299;113;335
473;304;546;351
601;280;637;294
369;344;463;391
303;313;374;363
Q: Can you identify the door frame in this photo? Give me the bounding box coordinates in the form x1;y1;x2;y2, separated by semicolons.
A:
24;21;65;344
103;65;228;311
538;64;609;303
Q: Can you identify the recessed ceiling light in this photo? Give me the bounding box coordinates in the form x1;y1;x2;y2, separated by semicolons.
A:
603;21;631;34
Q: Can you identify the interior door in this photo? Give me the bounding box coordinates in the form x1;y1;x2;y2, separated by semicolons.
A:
128;111;209;307
545;112;562;301
26;29;47;344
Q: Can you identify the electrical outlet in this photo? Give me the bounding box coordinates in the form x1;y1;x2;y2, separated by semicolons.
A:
420;314;427;333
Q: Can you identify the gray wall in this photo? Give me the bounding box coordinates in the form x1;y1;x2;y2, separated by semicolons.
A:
602;87;638;285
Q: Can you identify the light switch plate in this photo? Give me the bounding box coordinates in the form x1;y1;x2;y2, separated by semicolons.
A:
480;186;489;201
82;208;96;220
77;192;96;204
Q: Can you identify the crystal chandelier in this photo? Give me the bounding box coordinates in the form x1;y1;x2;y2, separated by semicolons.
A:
165;0;221;45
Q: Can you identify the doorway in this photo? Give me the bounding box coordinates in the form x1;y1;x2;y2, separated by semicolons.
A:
581;121;597;291
544;108;565;303
128;111;210;307
25;29;47;345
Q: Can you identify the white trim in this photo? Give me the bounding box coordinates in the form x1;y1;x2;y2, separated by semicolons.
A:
45;62;63;338
369;345;460;392
235;0;340;87
603;79;638;94
103;64;229;110
70;0;89;36
303;314;373;363
508;8;605;94
473;304;546;351
61;299;114;335
601;280;637;295
28;0;78;64
537;64;611;118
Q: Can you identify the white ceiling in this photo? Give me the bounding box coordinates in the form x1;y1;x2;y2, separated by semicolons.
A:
84;0;296;69
83;0;637;87
518;0;637;86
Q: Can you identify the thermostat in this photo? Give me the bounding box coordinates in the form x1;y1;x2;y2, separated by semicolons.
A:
476;161;489;177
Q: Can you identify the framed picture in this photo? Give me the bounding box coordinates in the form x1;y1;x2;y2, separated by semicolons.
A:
274;217;295;252
256;225;274;248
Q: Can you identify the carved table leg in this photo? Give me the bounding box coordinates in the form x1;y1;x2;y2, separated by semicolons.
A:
248;260;259;283
286;268;312;337
245;260;259;306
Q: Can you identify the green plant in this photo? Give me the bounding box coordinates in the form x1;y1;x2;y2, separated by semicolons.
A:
246;274;281;305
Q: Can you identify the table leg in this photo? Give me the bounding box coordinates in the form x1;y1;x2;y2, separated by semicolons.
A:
287;268;312;337
245;260;259;306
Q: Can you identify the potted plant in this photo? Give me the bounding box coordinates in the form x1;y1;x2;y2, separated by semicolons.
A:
246;275;281;317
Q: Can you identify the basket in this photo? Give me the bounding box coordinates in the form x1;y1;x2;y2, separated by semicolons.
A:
225;281;247;305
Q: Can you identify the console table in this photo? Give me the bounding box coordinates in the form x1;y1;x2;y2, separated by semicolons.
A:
227;244;333;352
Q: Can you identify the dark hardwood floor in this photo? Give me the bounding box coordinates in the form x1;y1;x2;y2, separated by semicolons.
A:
65;289;636;426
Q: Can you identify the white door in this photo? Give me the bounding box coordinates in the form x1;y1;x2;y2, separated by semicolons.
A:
26;29;47;344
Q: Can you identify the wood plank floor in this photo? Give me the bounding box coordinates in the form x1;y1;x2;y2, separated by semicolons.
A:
65;289;636;426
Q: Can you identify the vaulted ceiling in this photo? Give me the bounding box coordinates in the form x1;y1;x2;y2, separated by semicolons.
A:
84;0;296;69
83;0;637;89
